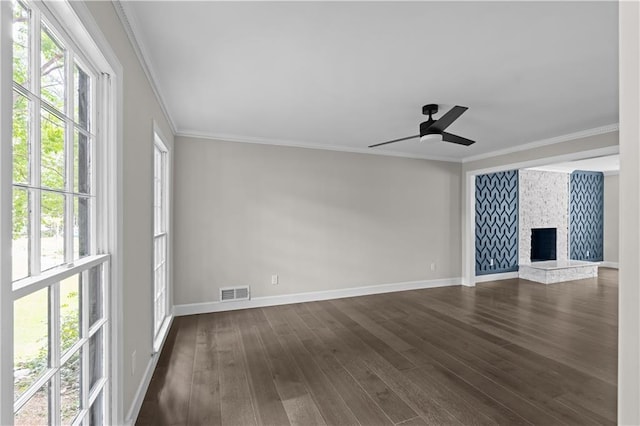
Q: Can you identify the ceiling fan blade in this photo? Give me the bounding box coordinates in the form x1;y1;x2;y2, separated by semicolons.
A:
442;132;475;146
368;135;420;148
430;105;468;133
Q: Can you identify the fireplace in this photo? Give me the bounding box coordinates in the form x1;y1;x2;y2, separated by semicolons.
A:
531;228;556;262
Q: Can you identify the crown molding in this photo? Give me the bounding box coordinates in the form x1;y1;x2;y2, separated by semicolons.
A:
175;129;461;163
461;123;619;164
176;124;620;166
112;1;177;135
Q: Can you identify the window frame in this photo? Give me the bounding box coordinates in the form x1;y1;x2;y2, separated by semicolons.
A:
152;127;171;353
11;1;99;282
1;0;123;424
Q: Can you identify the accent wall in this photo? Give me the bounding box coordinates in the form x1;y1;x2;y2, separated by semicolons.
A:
475;170;519;275
603;174;619;264
570;170;604;261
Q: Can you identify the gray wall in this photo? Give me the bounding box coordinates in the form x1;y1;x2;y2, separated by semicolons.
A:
604;173;619;263
84;1;175;414
174;137;462;305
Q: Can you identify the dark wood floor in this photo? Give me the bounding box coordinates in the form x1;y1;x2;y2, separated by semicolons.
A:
137;269;618;425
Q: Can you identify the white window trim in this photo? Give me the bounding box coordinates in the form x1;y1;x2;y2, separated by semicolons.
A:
152;122;172;354
1;1;124;424
64;3;124;424
1;1;17;423
10;0;109;420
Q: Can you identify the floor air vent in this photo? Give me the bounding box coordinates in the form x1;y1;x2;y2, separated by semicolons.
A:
220;286;250;302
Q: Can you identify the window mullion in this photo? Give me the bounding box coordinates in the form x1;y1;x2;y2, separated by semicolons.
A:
94;74;101;244
65;50;74;264
102;258;111;425
29;3;39;95
91;74;102;255
30;5;42;276
50;282;61;424
161;151;166;233
81;268;90;415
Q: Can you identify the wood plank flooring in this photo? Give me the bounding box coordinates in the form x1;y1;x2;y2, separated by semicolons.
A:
136;268;617;425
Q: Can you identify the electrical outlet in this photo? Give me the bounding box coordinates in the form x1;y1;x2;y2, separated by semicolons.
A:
586;250;590;258
131;350;136;376
430;262;436;271
490;258;494;266
271;274;278;285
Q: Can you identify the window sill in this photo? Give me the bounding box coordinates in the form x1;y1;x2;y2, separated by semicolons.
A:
153;314;173;355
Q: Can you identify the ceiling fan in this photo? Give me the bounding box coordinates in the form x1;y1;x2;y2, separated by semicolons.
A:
369;104;475;148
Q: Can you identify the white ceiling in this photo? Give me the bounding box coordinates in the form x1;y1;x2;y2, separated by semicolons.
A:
528;154;619;174
122;1;619;162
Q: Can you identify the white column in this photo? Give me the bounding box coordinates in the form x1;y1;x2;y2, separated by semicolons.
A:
461;172;476;287
0;1;15;423
618;1;640;423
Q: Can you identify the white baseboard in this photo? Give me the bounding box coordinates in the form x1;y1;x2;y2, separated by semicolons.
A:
474;271;520;283
124;356;157;426
600;261;619;269
124;315;174;426
174;277;461;316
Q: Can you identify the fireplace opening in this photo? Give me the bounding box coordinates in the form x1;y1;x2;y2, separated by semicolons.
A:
531;228;557;262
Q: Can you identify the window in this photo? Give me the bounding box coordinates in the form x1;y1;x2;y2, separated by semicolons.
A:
153;133;170;350
5;1;112;423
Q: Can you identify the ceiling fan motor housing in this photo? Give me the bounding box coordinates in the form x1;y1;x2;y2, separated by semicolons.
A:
420;119;438;137
420;104;439;137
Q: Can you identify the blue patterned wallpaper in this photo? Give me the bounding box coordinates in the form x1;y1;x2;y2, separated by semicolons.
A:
570;171;604;261
475;170;519;275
